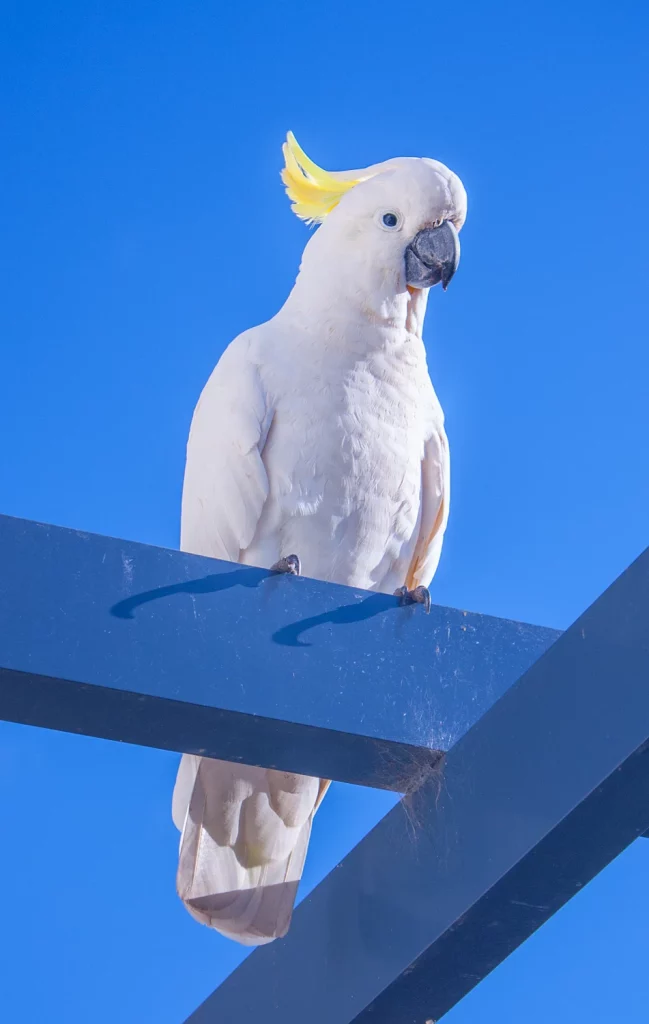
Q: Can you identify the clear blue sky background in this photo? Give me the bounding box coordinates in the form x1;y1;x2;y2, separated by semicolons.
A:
1;0;648;1020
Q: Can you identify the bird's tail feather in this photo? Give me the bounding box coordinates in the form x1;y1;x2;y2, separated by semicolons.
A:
173;754;327;945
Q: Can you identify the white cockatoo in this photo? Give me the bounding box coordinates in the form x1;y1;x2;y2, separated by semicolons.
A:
172;132;467;945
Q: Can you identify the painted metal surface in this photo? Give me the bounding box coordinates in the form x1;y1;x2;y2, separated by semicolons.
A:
0;513;558;789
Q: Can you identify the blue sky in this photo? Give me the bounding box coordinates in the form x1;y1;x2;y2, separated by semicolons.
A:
1;0;648;1020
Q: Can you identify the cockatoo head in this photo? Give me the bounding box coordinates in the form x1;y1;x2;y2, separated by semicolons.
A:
281;133;467;326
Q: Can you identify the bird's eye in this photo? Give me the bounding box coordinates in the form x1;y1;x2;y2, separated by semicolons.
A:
376;209;403;232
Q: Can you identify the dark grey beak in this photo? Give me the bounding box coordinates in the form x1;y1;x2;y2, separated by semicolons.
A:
405;221;460;290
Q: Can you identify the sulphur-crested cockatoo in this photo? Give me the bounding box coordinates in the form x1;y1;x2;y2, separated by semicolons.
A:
173;132;467;945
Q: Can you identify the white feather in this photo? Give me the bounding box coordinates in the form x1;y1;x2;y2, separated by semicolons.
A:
175;154;463;944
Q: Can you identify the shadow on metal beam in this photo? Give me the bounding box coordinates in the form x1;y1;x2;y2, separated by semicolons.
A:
0;513;558;790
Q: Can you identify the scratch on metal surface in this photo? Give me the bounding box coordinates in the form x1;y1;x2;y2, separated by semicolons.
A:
121;553;134;585
510;899;550;911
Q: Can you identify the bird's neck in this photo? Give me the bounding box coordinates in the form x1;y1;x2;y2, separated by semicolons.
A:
279;275;429;343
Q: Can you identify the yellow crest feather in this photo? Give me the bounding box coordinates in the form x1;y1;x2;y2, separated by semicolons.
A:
281;131;362;224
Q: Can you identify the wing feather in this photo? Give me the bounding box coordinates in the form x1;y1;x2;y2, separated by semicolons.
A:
405;426;450;590
180;335;272;561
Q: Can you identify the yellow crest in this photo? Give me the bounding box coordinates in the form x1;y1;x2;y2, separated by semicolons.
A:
281;132;363;224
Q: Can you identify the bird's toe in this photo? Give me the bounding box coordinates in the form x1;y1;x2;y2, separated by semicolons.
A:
394;584;431;614
271;554;301;576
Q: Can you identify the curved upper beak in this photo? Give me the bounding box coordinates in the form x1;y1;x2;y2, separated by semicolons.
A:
405;221;460;291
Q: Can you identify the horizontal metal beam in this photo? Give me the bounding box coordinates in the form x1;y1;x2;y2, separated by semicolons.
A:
187;545;649;1024
0;514;558;790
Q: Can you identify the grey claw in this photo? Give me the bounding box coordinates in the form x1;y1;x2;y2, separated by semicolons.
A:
394;584;431;614
271;554;301;576
412;585;431;614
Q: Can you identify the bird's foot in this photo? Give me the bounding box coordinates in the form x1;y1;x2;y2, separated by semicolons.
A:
270;554;301;576
394;585;431;614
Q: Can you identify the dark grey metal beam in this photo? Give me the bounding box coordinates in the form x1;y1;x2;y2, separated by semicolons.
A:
186;545;649;1024
0;514;558;789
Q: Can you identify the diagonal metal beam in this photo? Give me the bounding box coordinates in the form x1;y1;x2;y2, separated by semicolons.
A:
186;545;649;1024
0;514;557;790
